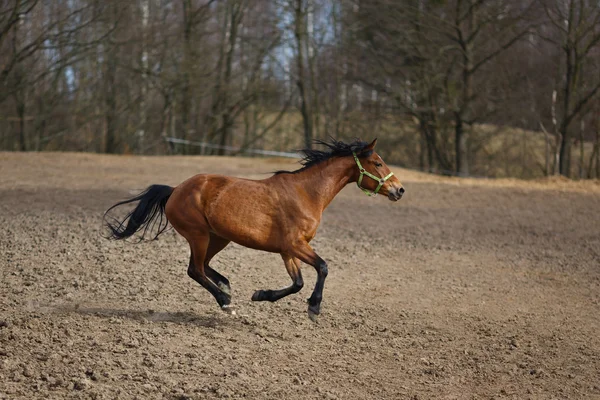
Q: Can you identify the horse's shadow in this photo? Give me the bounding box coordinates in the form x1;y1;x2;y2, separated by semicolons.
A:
53;304;225;328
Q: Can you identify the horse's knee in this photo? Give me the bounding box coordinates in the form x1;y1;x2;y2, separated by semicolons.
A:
293;277;304;292
317;259;328;278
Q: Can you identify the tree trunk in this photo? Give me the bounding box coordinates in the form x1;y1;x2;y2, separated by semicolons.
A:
421;111;451;173
294;0;312;149
16;98;26;151
307;0;320;140
597;128;600;179
558;133;571;177
11;12;26;151
455;115;468;176
331;3;343;138
169;99;177;153
559;3;575;177
590;127;600;179
218;1;241;155
544;127;550;176
101;1;120;154
419;128;426;171
418;115;436;172
139;0;149;154
426;133;434;173
205;1;229;155
104;58;117;153
455;0;475;177
104;40;117;153
181;0;193;154
550;90;561;175
554;132;562;176
160;92;172;152
579;120;585;179
588;141;598;179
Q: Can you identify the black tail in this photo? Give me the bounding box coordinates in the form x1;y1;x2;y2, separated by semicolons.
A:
104;184;174;241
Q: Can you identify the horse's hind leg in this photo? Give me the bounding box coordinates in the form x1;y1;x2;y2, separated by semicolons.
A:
251;254;304;302
204;233;231;296
187;234;233;312
206;266;231;296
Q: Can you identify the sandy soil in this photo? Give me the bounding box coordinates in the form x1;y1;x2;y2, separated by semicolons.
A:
1;152;599;400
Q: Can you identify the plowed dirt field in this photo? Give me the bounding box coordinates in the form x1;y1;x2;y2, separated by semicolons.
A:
1;153;599;399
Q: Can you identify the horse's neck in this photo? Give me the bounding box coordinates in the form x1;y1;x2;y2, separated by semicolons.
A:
296;157;356;210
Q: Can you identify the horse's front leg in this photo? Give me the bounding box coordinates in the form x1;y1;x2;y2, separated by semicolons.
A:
251;254;304;302
290;242;328;321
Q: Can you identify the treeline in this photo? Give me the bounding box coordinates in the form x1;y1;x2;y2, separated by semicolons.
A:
1;0;599;178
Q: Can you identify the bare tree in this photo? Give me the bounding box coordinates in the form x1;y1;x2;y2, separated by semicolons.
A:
1;0;599;181
539;0;600;176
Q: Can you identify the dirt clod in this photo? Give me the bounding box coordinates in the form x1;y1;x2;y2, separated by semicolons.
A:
72;379;90;391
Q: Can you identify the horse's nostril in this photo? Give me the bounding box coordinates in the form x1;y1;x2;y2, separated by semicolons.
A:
399;187;405;195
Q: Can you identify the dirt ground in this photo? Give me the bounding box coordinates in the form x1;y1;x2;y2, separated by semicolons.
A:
1;152;599;400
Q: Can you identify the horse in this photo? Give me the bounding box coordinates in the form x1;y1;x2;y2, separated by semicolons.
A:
104;138;404;320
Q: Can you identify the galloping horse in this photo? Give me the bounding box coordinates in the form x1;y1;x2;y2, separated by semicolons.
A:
104;138;404;320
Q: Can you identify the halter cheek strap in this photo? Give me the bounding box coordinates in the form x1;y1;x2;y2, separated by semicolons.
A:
352;152;394;197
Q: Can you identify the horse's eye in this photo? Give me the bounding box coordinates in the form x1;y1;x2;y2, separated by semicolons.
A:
375;162;382;167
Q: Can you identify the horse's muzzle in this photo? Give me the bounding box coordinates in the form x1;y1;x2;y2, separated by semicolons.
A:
388;186;405;201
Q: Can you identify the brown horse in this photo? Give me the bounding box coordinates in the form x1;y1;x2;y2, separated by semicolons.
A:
104;138;404;320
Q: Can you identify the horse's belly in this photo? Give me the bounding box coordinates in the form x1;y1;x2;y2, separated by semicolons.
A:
209;213;283;253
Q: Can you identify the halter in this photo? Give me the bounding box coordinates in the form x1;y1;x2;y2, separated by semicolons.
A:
352;152;394;197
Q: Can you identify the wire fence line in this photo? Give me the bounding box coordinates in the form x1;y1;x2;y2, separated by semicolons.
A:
164;137;302;159
163;137;498;179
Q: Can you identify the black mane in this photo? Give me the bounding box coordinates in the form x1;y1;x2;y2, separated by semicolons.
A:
274;138;372;175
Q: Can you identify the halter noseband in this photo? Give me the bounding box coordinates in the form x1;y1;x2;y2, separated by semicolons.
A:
352;152;394;197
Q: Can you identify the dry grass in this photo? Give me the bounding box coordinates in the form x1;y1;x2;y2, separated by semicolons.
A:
397;165;600;194
2;151;598;194
229;111;598;180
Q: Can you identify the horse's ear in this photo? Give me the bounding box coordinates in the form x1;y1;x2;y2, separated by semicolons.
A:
366;138;377;151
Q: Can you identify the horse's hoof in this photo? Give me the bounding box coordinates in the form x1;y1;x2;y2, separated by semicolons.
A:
221;304;237;316
251;290;261;301
251;290;267;301
219;282;232;297
307;304;320;322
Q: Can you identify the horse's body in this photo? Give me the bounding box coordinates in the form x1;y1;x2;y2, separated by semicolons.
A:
105;138;404;320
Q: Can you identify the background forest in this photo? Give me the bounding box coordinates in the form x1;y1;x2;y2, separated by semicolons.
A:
1;0;600;178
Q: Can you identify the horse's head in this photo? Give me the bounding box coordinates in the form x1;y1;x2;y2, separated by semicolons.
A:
352;139;405;201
